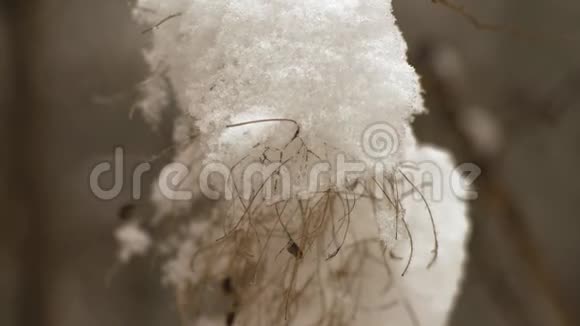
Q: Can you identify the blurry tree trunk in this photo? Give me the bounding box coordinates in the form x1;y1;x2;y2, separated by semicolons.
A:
1;1;50;326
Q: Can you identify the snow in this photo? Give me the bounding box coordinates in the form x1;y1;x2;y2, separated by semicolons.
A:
115;223;152;263
390;146;471;326
122;1;472;325
134;0;423;166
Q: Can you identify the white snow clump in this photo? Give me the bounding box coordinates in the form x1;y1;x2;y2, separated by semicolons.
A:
121;1;471;325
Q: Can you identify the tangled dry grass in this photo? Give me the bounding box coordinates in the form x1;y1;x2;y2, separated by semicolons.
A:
142;119;437;326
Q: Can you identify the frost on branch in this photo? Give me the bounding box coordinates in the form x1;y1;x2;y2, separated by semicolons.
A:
122;1;471;325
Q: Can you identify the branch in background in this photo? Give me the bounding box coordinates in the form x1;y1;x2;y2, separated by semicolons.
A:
501;70;579;142
411;43;577;326
431;0;506;32
431;0;579;42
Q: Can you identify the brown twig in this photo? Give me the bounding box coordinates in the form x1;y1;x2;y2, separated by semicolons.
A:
432;0;579;42
142;13;183;34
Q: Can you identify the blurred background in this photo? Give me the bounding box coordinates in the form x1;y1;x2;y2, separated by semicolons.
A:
0;0;578;325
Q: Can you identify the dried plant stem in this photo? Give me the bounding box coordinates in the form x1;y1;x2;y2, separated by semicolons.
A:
432;0;578;42
142;13;183;34
398;169;439;269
